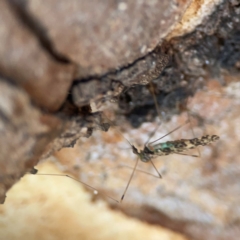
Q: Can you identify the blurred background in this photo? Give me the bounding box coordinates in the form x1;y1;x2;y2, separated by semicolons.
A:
0;0;239;239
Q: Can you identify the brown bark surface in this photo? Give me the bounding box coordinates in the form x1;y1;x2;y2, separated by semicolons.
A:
0;0;239;239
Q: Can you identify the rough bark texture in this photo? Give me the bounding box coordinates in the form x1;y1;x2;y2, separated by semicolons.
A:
0;0;191;204
0;0;240;240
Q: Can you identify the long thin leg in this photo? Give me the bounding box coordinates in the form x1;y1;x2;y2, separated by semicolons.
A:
120;157;139;202
148;119;189;145
148;81;162;121
32;172;120;203
102;113;134;149
104;164;161;178
149;160;162;178
145;123;162;146
144;82;163;145
187;107;201;158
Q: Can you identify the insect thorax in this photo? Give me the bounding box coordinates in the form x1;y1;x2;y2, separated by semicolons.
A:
139;146;154;162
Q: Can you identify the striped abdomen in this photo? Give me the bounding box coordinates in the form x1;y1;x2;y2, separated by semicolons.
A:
150;135;220;156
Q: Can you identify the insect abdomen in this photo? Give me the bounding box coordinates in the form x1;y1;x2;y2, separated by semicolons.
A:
152;135;219;155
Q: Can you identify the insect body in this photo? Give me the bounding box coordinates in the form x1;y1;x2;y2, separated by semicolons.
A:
134;135;220;163
120;133;220;201
29;82;222;203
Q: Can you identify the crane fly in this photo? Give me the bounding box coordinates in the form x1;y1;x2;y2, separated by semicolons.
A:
29;81;222;203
